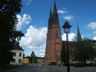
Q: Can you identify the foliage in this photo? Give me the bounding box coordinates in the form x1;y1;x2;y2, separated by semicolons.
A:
72;37;96;63
0;0;23;66
61;41;67;64
30;51;36;63
49;62;57;65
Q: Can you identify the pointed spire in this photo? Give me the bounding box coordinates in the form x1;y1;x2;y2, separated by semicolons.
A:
53;1;59;24
53;1;57;13
48;7;53;29
49;8;52;19
77;26;82;41
77;26;81;36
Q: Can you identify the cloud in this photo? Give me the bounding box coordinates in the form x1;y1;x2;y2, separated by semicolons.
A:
62;33;76;41
93;36;96;40
16;14;31;30
19;26;47;57
93;31;96;34
57;10;67;14
87;22;96;29
63;15;74;20
62;8;68;10
26;0;32;5
58;8;74;21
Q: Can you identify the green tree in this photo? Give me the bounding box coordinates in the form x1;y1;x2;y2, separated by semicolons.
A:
30;51;36;63
72;37;96;63
61;41;67;65
0;0;22;67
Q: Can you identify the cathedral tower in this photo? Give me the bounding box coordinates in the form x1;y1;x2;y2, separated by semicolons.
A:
45;2;62;63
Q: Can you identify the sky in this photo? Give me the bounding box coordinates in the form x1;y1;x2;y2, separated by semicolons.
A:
16;0;96;57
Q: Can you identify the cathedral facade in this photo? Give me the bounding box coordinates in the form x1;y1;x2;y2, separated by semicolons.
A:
44;2;62;64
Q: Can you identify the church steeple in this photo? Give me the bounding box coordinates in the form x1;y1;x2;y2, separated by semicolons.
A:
77;26;81;36
77;26;81;41
53;1;57;13
53;1;59;24
49;8;52;19
48;1;59;29
48;8;53;29
45;1;62;63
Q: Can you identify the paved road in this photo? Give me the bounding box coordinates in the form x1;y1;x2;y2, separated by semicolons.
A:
3;64;96;72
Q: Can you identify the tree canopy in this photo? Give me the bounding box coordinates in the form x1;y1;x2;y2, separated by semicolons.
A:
30;51;36;63
61;41;67;64
0;0;23;66
72;37;96;63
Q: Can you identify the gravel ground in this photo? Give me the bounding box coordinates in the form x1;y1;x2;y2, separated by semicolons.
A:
2;63;96;72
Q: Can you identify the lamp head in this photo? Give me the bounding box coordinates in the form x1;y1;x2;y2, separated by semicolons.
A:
62;21;72;33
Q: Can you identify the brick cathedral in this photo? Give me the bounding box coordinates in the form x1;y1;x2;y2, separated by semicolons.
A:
44;2;62;64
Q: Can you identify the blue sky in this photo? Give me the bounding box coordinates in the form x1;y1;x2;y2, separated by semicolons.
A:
16;0;96;57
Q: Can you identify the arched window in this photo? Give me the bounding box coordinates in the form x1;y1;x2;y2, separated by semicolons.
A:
56;30;59;38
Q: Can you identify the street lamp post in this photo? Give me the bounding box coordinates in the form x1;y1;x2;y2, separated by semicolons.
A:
62;21;72;72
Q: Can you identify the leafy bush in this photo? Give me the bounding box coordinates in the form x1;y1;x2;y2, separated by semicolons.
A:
49;62;57;65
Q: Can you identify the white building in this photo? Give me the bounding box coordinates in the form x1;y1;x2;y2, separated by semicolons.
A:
10;44;24;65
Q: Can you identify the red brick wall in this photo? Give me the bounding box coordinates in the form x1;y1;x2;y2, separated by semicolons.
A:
45;24;62;64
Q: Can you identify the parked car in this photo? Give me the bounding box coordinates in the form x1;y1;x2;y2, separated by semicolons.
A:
75;63;85;67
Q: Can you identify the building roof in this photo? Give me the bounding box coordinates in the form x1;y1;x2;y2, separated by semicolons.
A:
13;43;24;51
36;57;45;59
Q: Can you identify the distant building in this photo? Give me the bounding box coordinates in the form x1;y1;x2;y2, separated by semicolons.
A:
23;56;44;64
36;57;44;63
10;44;24;65
23;57;30;64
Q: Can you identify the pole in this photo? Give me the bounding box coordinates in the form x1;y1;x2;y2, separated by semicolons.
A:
66;32;70;72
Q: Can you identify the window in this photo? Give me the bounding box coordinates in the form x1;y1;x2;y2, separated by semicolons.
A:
12;59;15;62
19;53;21;57
13;52;16;56
19;59;21;63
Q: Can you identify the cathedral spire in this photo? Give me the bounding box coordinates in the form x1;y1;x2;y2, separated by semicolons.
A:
49;8;52;19
48;7;53;29
77;26;81;36
53;1;57;13
53;1;59;24
77;26;81;41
